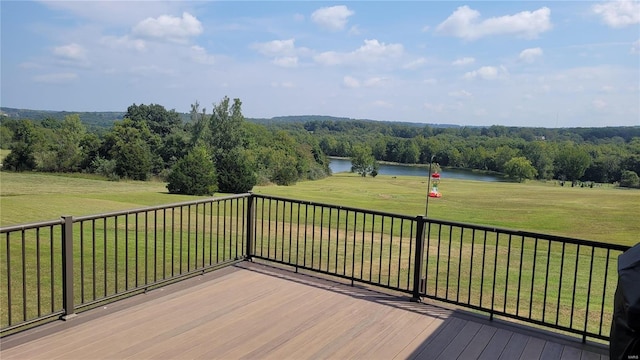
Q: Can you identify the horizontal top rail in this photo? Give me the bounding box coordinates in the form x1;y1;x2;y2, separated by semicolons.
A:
0;219;64;233
426;217;631;251
74;193;250;222
253;193;418;221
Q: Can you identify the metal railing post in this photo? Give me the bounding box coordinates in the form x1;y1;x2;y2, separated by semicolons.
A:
411;215;426;302
245;194;255;260
61;215;76;320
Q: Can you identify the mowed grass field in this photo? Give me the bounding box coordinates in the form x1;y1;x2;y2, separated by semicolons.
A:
1;171;638;246
253;173;639;247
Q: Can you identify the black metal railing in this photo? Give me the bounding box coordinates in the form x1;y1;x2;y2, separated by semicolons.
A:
0;193;631;343
0;195;248;335
417;219;628;342
250;195;418;293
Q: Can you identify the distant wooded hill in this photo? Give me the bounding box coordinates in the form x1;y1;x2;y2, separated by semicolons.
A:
1;107;459;130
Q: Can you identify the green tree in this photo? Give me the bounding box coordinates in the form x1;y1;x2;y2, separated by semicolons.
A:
2;142;36;171
350;144;379;177
216;147;256;192
555;144;591;185
620;170;640;188
51;114;87;172
166;145;218;195
504;157;538;182
105;119;154;180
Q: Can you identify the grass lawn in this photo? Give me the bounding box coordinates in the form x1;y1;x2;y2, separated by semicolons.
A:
1;171;637;246
254;173;639;247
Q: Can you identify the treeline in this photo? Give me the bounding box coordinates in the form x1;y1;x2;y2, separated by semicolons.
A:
0;99;330;194
273;120;640;187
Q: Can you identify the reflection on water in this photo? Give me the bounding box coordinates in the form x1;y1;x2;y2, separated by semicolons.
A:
329;158;504;182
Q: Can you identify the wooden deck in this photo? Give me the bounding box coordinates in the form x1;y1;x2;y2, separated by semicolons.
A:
1;262;608;359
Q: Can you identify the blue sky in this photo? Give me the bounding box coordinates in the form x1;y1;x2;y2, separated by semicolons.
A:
1;1;639;127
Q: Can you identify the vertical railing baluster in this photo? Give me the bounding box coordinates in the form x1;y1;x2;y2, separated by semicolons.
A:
80;222;85;303
468;229;475;305
411;215;426;302
92;219;96;301
599;249;611;337
61;215;75;320
21;230;27;321
516;236;525;316
504;234;512;312
569;245;581;329
456;227;463;302
187;205;191;271
135;214;139;288
446;226;453;300
583;246;595;343
303;204;308;268
103;218;108;297
556;242;567;326
435;225;442;298
480;231;487;308
542;240;551;323
144;212;148;285
490;232;499;321
50;226;55;313
36;228;41;317
246;195;255;259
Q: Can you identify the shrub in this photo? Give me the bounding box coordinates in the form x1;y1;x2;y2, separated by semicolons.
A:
166;146;218;195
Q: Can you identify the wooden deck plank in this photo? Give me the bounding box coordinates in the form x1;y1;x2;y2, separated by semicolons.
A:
0;263;608;360
541;341;565;360
436;320;483;360
458;324;498;359
519;337;547;360
497;332;529;360
407;316;468;359
478;328;513;360
561;345;585;360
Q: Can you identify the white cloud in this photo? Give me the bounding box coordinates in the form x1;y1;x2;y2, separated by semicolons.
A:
363;77;388;87
293;13;305;22
101;35;146;52
519;47;543;63
130;65;175;77
52;43;87;61
448;90;473;98
452;57;475;66
348;25;361;36
272;56;298;68
592;0;640;28
343;75;360;88
252;39;296;57
190;46;216;65
371;100;393;108
436;6;552;40
593;99;608;109
464;66;508;80
423;78;438;85
315;39;403;66
342;75;387;88
311;5;354;31
271;81;295;88
632;39;640;54
423;103;445;112
403;58;427;70
132;12;202;43
33;72;78;84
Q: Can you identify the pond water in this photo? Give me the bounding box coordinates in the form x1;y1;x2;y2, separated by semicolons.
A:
329;158;505;182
